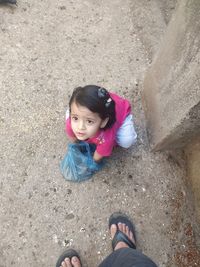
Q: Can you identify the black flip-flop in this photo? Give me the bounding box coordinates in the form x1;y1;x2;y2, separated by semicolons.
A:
109;212;136;250
56;249;81;267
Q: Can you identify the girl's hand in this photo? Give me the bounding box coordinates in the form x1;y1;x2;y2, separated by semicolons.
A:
93;150;103;162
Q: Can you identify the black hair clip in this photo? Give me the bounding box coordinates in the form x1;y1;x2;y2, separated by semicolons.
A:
98;87;112;108
98;87;108;98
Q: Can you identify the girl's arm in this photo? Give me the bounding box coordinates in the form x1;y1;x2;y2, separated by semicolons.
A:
93;150;103;162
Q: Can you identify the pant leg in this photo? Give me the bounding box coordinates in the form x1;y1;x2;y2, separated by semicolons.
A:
116;114;137;148
98;248;158;267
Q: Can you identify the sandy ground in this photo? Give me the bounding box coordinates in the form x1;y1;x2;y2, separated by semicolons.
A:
0;0;199;266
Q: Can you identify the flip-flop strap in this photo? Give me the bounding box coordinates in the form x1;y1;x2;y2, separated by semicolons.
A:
112;230;136;250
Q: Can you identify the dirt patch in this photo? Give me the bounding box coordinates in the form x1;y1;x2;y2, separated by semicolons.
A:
174;223;200;267
167;190;200;266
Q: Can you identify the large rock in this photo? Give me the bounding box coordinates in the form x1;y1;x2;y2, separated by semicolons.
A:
143;0;200;151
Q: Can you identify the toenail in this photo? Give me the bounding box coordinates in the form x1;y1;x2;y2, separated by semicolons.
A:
72;256;78;262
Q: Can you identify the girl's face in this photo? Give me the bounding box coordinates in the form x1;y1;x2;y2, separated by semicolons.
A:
70;101;108;140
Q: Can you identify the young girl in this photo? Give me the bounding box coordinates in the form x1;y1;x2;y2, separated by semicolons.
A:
66;85;137;162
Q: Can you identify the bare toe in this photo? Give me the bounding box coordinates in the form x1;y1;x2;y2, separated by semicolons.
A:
64;258;72;267
110;224;117;239
126;225;130;236
60;258;71;267
71;256;81;267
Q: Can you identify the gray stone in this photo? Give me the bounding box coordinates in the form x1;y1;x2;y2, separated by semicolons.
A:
143;0;200;150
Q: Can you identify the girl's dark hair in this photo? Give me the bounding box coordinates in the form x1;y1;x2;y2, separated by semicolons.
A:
69;85;116;130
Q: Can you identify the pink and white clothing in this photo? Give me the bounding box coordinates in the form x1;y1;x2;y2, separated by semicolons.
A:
66;92;137;157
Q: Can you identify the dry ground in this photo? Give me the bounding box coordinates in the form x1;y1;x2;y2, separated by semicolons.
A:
0;1;199;266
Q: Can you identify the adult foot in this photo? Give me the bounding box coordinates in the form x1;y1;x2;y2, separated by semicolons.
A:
110;223;136;250
59;256;81;267
109;212;136;251
56;249;81;267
